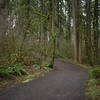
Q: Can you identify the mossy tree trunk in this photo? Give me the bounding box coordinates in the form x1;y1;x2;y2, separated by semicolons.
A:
85;0;93;65
72;0;81;63
93;0;99;65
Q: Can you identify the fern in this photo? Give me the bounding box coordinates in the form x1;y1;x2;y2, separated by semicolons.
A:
0;64;28;76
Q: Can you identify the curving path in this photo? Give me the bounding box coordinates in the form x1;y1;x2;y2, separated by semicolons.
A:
0;60;88;100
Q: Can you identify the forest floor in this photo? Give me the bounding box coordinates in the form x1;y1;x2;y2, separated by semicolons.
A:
0;60;88;100
0;67;47;91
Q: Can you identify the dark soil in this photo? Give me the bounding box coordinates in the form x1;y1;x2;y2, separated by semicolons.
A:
0;60;88;100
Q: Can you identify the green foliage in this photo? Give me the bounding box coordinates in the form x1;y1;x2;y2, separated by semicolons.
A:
90;67;100;78
33;63;53;72
43;63;53;72
87;79;100;100
51;33;57;41
57;39;74;59
0;64;28;76
87;67;100;100
43;66;52;72
45;63;53;68
34;64;41;69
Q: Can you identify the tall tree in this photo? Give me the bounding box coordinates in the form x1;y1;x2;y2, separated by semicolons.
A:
85;0;92;65
67;0;72;40
72;0;81;62
51;0;56;67
93;0;99;64
19;0;31;52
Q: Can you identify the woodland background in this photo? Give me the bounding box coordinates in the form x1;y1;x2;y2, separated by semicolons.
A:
0;0;100;70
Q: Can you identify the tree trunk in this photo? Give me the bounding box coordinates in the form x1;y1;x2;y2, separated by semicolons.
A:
72;0;81;62
93;0;99;64
67;0;71;40
85;0;92;65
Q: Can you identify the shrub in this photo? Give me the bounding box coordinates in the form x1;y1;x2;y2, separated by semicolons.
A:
87;79;100;100
43;63;53;72
33;63;53;72
33;64;41;69
90;67;100;79
44;63;53;68
87;67;100;100
0;63;28;76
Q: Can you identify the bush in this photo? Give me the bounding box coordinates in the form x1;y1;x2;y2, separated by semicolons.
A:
43;63;53;72
90;67;100;79
87;67;100;100
0;64;28;76
45;63;53;68
33;64;41;69
33;63;53;72
87;79;100;100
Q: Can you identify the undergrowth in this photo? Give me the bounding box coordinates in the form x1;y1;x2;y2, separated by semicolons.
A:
0;63;28;76
87;67;100;100
33;63;53;72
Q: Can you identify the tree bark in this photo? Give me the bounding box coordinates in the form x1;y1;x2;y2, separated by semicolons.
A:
72;0;81;62
85;0;92;65
93;0;99;64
